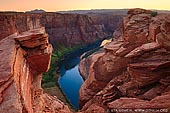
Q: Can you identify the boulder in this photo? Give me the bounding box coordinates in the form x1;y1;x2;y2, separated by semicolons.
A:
125;42;161;58
108;92;170;111
156;20;170;50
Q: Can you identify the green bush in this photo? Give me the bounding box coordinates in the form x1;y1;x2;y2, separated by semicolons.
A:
55;44;82;61
151;11;158;17
42;45;83;87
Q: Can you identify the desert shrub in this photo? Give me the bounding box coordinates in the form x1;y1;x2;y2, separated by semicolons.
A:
151;11;158;17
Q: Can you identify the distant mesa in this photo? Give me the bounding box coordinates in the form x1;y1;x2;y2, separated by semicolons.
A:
58;9;128;14
25;9;46;13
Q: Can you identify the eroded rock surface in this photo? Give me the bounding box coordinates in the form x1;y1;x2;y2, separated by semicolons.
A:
2;8;170;113
79;8;170;113
0;12;124;49
0;28;71;113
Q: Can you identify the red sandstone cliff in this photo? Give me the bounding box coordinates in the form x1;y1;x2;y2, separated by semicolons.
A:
2;8;170;113
79;8;170;113
0;27;71;113
0;12;124;49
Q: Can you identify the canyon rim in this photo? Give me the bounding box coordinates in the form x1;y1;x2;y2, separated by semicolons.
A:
0;8;170;113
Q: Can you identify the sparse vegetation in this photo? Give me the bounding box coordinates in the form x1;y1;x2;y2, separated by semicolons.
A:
55;45;82;62
42;41;103;110
42;45;82;87
42;53;58;87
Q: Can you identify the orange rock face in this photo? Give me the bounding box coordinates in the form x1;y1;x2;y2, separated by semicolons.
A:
128;8;152;15
0;12;124;50
1;8;170;113
0;28;71;113
79;8;170;113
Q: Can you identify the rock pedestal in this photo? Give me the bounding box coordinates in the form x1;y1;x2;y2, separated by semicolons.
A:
0;28;71;113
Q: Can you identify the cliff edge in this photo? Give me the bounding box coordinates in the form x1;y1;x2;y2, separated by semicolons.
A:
79;8;170;113
0;27;71;113
0;13;124;49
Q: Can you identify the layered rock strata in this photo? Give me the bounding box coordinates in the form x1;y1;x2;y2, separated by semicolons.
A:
79;8;170;113
0;27;71;113
0;12;124;49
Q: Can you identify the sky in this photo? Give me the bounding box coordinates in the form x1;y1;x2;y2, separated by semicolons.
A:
1;0;170;12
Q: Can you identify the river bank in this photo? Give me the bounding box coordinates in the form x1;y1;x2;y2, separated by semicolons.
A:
41;38;109;111
43;85;76;112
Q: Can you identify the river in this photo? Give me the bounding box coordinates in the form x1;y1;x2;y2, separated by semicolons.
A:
58;57;83;109
58;40;102;109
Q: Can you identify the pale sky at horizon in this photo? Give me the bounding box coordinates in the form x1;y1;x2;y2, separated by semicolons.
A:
1;0;170;12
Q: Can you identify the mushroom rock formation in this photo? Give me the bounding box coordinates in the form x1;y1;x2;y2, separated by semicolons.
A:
0;27;71;113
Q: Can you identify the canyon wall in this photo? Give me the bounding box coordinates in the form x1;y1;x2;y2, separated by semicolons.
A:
2;8;170;113
0;12;124;50
0;28;71;113
79;8;170;113
0;11;124;113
